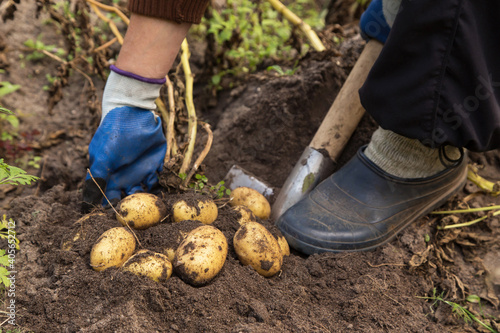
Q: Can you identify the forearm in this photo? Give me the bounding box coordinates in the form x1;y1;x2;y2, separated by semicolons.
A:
115;14;191;79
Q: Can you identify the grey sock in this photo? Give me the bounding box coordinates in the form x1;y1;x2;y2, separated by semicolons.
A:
364;128;461;178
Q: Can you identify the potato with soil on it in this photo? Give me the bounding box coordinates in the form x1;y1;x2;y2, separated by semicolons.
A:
230;206;290;256
90;227;136;272
116;193;167;230
174;225;228;286
172;199;218;224
233;222;283;277
267;224;291;257
232;205;258;225
229;187;271;220
122;249;173;283
139;220;204;263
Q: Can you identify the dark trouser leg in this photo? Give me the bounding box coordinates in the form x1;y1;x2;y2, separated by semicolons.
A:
360;0;500;152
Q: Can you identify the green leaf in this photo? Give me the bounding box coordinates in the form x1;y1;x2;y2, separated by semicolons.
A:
35;40;45;50
0;161;38;186
23;38;36;49
0;81;21;98
0;255;9;267
4;114;19;128
211;74;222;86
0;106;12;114
220;28;232;42
267;65;285;76
466;295;481;303
0;266;11;287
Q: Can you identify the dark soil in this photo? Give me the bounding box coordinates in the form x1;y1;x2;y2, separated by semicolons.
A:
0;1;499;332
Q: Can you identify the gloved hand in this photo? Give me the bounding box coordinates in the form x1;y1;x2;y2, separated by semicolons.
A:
82;66;167;213
82;107;166;212
359;0;402;43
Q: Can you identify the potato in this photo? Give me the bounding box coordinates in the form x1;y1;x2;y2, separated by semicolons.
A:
174;225;228;286
116;193;167;230
267;224;291;257
140;220;203;263
62;212;107;251
164;248;176;263
172;199;218;225
229;187;271;220
276;234;291;257
233;222;283;277
122;249;172;283
90;227;136;272
233;206;257;225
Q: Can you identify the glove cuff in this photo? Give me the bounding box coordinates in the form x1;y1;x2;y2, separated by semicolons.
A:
101;66;164;124
109;65;166;85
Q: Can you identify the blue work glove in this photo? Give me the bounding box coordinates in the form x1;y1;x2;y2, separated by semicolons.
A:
82;66;167;213
359;0;401;43
82;107;166;212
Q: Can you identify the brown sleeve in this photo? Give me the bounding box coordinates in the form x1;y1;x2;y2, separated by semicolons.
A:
128;0;210;24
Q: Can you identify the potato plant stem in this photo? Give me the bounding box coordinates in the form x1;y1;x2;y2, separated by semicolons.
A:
88;3;124;44
155;97;170;163
166;76;178;158
178;39;197;176
183;122;214;187
93;37;118;53
467;165;500;196
432;204;500;215
39;50;95;91
438;213;493;230
86;169;122;218
86;0;130;25
266;0;325;52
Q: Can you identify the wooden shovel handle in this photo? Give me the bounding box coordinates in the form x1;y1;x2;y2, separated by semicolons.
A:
309;39;383;161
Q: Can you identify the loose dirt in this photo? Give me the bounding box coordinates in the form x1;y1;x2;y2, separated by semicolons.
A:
0;1;499;332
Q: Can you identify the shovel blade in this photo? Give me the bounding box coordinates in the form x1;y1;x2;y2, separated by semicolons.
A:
271;147;335;221
224;165;274;201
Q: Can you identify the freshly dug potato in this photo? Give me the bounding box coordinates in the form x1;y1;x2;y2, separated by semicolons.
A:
276;234;291;257
139;220;204;263
229;187;271;220
116;193;167;230
172;199;218;225
233;206;258;225
122;249;172;283
90;227;136;272
174;225;228;286
164;248;176;263
62;212;107;251
233;222;283;277
267;224;291;257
